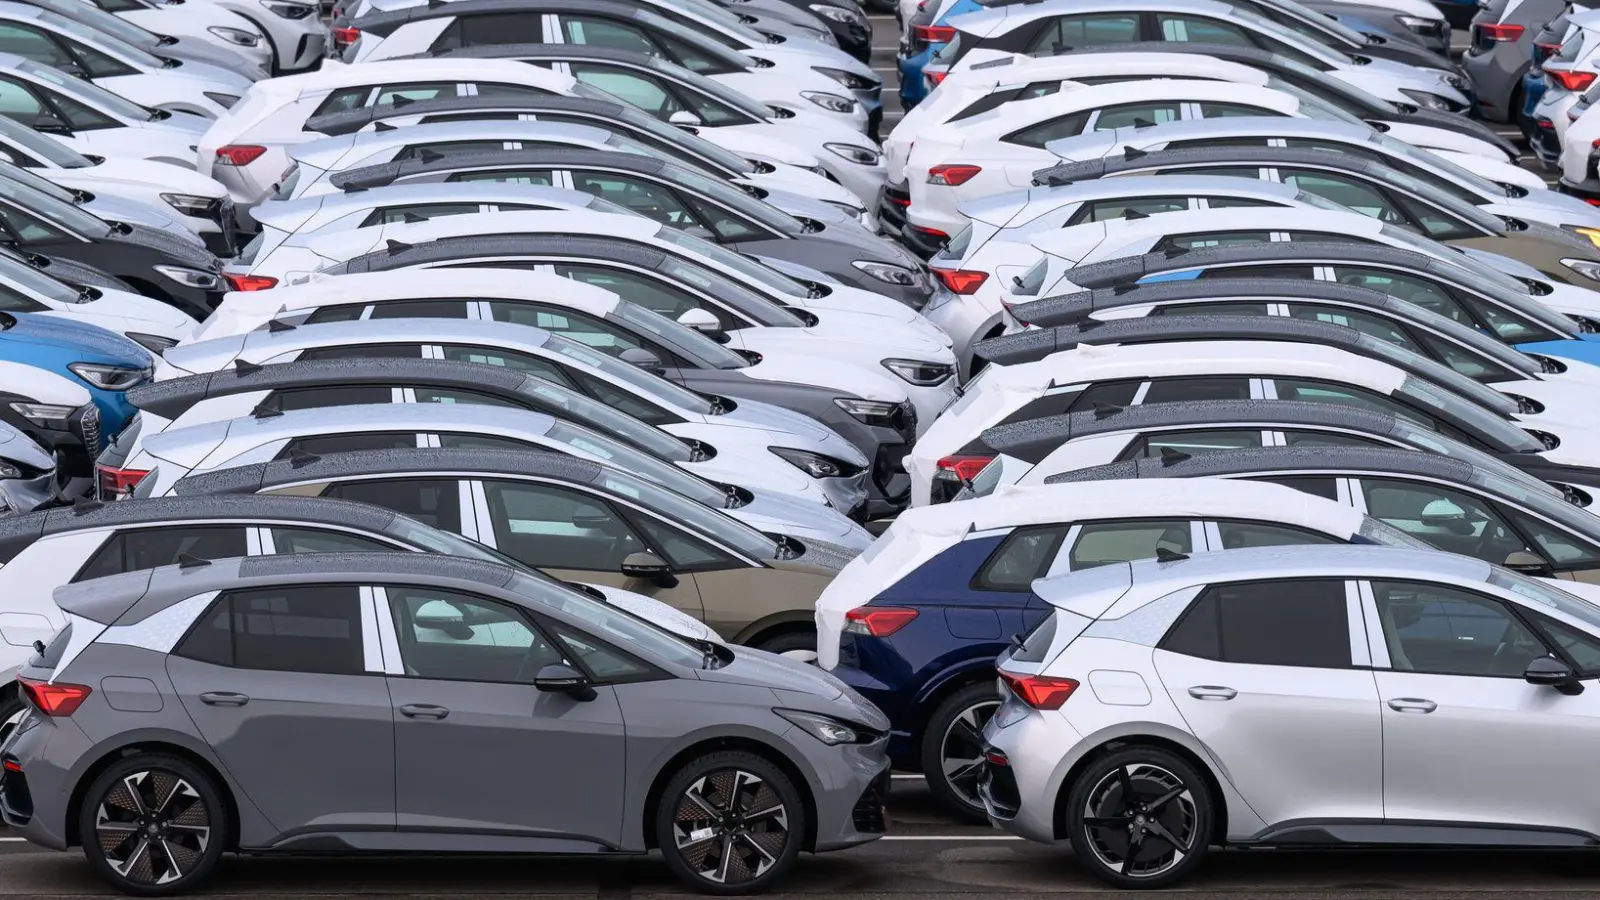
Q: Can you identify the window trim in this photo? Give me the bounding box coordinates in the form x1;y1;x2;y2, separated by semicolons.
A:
1158;576;1362;668
172;582;375;676
969;523;1072;592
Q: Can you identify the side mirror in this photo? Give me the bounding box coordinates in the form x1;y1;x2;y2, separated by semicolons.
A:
677;307;723;333
32;114;69;135
534;663;596;700
0;148;16;165
621;550;678;588
667;110;702;129
1504;550;1554;577
412;601;474;640
1420;499;1475;535
619;346;665;375
1525;655;1584;695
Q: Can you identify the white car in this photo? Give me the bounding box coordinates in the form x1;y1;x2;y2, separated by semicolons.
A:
0;1;252;118
21;0;271;79
903;80;1350;249
0;154;201;242
0;53;208;167
195;58;586;226
0;248;194;349
1560;83;1600;198
188;0;323;72
1532;11;1599;165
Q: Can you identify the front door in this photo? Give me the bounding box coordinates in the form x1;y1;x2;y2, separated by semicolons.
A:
166;585;395;835
380;584;627;847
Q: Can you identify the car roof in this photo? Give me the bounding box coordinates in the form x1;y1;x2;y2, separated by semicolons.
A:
304;209;658;263
250;182;608;232
949;49;1261;86
418;42;671;66
295;120;617;167
1041;144;1413;186
1028;206;1384;257
261;57;576;96
161;317;556;376
956;82;1298;136
1044;444;1482;486
223;268;620;313
338;232;666;273
304;94;631;136
174;447;605;497
1036;117;1392;164
330;147;671;192
353;0;651;27
960;175;1303;223
948;0;1236;35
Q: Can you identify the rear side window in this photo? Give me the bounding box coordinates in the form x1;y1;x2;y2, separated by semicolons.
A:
1215;520;1345;549
321;478;462;533
973;524;1070;591
174;585;365;675
278;432;416;458
1069;520;1192;570
1249;475;1340;501
267;385;394;412
1160;579;1351;667
76;527;249;582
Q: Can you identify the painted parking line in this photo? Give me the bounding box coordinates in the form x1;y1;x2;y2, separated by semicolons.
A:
882;835;1023;841
0;837;24;842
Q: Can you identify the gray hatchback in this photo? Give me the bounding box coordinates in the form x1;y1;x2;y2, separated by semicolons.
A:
0;553;889;895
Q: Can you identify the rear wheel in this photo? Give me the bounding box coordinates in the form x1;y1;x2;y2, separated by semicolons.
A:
919;682;1001;821
1064;746;1213;889
754;631;817;664
78;753;228;896
656;750;804;895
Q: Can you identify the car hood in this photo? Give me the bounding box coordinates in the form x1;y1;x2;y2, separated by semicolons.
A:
0;422;52;470
78;285;199;332
580;582;719;641
742;40;876;79
717;395;852;448
4;311;150;364
693;641;867;710
732;490;873;550
111;221;221;269
736;347;911;402
82;194;191;237
21;250;134;293
156;58;255;92
727;324;954;368
74;156;228;199
160;46;267;82
133;110;210;137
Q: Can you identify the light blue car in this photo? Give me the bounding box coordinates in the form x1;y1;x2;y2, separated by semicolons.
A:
0;311;152;435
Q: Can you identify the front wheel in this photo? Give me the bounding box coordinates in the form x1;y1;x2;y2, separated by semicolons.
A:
78;753;228;896
656;750;805;894
1063;746;1213;889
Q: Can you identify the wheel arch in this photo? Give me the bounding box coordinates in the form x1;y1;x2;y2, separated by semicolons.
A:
731;610;816;648
904;657;1004;763
638;729;821;853
65;736;241;852
1050;727;1237;843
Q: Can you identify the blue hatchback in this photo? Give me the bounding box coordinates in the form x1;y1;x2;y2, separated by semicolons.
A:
0;312;152;437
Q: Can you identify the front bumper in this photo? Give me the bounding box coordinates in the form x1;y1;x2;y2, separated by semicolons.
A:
875;182;910;238
809;735;891;851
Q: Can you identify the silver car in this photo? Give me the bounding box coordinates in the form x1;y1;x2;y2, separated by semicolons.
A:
0;551;889;894
980;544;1600;886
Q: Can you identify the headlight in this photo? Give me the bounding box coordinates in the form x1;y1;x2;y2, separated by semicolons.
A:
160;192;218;216
1563;225;1600;250
207;25;261;46
260;0;315;17
802;91;856;114
826;200;864;218
9;401;75;426
0;461;19;479
774;708;870;745
1397;14;1438;32
202;92;240;109
769;446;850;478
833;397;901;427
824;142;881;166
882;358;954;386
125;332;178;353
68;362;148;390
1563;257;1600;281
853;260;922;287
1444;73;1470;92
1399;88;1451;111
812;66;874;90
809;4;864;25
153;265;220;290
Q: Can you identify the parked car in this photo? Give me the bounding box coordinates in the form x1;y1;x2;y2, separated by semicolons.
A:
16;0;272;79
1530;8;1600;166
1465;0;1567;121
196;0;323;72
0;310;150;462
0;419;53;515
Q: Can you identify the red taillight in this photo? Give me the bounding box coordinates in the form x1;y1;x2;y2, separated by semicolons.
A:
214;144;266;167
1479;22;1524;41
910;225;947;246
1551;70;1597;91
888;194;911;208
17;677;91;717
927;163;980;186
332;25;359;47
96;463;149;501
1;759;20;773
1537;41;1562;53
931;268;989;294
926;70;947;87
1587;198;1600;207
984;750;1009;766
936;453;994;481
999;672;1079;710
223;273;278;291
913;24;956;42
844;606;919;637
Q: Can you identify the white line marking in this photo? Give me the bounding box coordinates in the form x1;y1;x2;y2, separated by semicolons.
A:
0;838;27;843
890;773;921;779
882;835;1023;841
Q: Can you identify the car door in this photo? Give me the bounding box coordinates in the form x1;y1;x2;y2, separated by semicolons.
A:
378;583;627;845
1364;577;1600;834
1152;578;1384;826
165;584;396;833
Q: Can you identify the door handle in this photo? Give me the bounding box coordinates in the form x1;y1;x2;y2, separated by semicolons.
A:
399;704;449;720
1187;685;1237;701
198;691;248;707
1387;697;1437;714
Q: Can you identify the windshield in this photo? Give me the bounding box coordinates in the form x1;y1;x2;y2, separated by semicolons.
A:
663;162;801;234
595;466;779;559
36;9;165;67
38;0;161;48
547;419;727;506
1263;75;1364;125
1370;131;1506;199
502;567;708;667
0;159;76;203
1488;566;1600;634
0;115;89;168
655;226;808;296
1392;422;1564;494
546;332;717;413
0;173;111;236
642;53;772;120
520;376;693;460
1354;332;1517;413
0;246;79;302
1230;6;1351;65
1396;373;1542;452
614;300;748;368
19;60;153;122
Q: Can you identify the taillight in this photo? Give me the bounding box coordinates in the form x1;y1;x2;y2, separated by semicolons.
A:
96;463;149;501
1478;22;1524;41
2;758;19;773
935;453;993;481
844;606;919;637
1537;41;1562;53
999;672;1079;710
1551;70;1597;91
223;273;278;291
17;677;91;717
927;163;981;186
931;268;989;294
332;25;359;47
925;70;947;87
913;24;956;41
1538;117;1556;131
214;145;266;167
887;194;911;208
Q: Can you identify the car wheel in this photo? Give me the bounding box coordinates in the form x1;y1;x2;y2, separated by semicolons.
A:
656;750;805;895
1064;746;1213;889
0;687;24;747
755;631;817;664
919;682;1001;821
78;753;228;896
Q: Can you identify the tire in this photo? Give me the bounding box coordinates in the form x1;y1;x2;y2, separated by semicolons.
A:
0;686;23;748
1063;746;1213;889
754;631;817;664
655;750;806;895
78;753;229;896
919;682;1001;821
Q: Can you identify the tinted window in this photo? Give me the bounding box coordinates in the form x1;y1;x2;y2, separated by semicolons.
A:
1027;14;1139;52
270;527;395;554
320;478;462;533
267;385;392;412
279;432;415;458
1163;230;1272;251
359;203;481;227
1161;580;1350;666
176;586;365;675
364;299;470;320
1503;507;1600;567
548;619;652;680
1067;380;1141;411
410;386;519;408
1142;376;1252;403
1006;112;1088;149
1372;579;1547;676
1284;304;1422;353
1197;102;1278;117
298;344;425;361
76;527;248;581
1093;102;1181;131
627;513;733;570
1529;610;1600;673
553;264;725;325
1067;197;1190;225
311;86;370;118
456;11;544;44
483;480;647;570
0;23;72;68
1250;475;1340;501
386;585;561;683
1273;378;1437;429
1157;14;1258;45
439;344;575;386
302;304;366;324
372;82;457;106
392;141;506;161
973;524;1070;590
1069;520;1192;570
1215;520;1344;549
1359;478;1532;563
448;168;554;187
1136;429;1262;459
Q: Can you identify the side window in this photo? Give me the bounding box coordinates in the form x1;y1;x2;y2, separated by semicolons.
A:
469;84;551;100
1198;263;1317;280
1133;429;1263;460
1141;376;1252;403
360;203;482;227
1372;579;1549;676
571;371;674;424
1250;474;1340;501
364;299;471;320
569;171;703;230
386;585;561;683
563;17;660;54
41;89;115;129
1500;507;1600;567
1027;14;1139;52
1068;519;1193;570
1197;102;1278;118
489;302;648;357
1280;429;1383;449
1092;102;1181;131
1528;610;1600;673
1283;304;1423;353
1280;171;1408;224
448;168;554;186
411;386;520;408
0;23;73;68
320;477;462;533
1005;112;1089;149
174;586;366;675
371;82;456;106
0;204;67;242
76;527;248;581
67;39;137;78
1273;378;1438;430
0;284;45;311
1064;379;1141;412
270;527;396;554
481;479;647;570
311;86;371;118
278;432;416;458
973;524;1071;591
302;304;367;324
1157;14;1258;45
1215;520;1345;549
1160;579;1351;666
555;264;727;326
1150;301;1271;318
440;344;563;378
568;64;682;117
437;433;538;452
627;513;736;570
1161;230;1272;251
298;344;425;361
547;620;652;680
267;385;394;412
393;140;511;161
1359;478;1532;563
456;12;544;44
1067;197;1191;225
0;76;49;127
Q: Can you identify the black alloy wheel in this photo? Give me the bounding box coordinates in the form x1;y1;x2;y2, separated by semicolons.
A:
80;754;227;896
1065;747;1212;888
920;682;1001;820
658;750;804;894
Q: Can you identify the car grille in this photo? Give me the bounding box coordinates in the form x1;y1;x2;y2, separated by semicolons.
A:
979;751;1020;817
75;404;100;456
851;771;890;834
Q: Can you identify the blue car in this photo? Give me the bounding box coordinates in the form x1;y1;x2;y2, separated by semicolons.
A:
897;0;980;110
0;311;151;444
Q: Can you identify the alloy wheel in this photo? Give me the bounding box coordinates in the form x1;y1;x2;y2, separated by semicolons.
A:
94;770;212;887
1080;763;1198;879
671;768;791;886
939;698;1000;811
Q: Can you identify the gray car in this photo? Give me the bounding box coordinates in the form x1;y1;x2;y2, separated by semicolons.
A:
0;551;889;894
1464;0;1566;122
324;147;932;307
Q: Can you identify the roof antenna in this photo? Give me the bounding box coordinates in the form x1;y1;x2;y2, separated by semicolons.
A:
72;496;103;515
402;212;429;224
386;239;413;253
1159;446;1191;467
391;94;414;108
1077;317;1104;331
1155;547;1190;562
373;121;398;132
1123;208;1149;220
1132;118;1156;129
251;400;282;419
177;553;211;570
340;181;368;194
1091;401;1124;419
288;448;320;469
233;359;263;376
266;318;295;334
418;149;445;164
1163;245;1191;258
1123;146;1148;161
